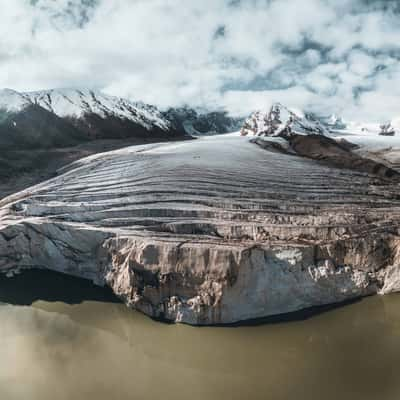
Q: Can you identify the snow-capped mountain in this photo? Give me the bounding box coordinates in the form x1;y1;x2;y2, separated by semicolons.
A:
0;88;188;149
334;121;397;137
0;89;31;112
240;103;329;137
0;88;172;131
0;88;244;150
163;107;244;136
323;114;347;130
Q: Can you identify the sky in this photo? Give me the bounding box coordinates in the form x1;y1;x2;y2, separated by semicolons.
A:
1;0;400;121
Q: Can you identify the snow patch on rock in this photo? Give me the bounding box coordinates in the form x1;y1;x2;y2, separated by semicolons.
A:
0;88;172;131
240;103;329;137
0;89;30;112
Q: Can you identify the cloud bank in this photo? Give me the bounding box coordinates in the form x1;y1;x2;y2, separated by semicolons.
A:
1;0;399;121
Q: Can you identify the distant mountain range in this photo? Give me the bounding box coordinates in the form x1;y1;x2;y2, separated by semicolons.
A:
240;103;400;138
0;88;397;152
0;88;244;150
164;107;244;136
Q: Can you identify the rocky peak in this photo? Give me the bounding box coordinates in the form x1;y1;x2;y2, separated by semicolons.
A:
240;103;329;138
379;122;396;136
326;114;347;130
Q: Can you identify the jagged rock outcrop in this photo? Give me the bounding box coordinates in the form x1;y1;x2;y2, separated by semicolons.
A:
240;103;329;137
379;123;396;136
1;134;400;325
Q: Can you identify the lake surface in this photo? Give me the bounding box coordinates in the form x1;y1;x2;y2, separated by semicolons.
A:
1;270;400;400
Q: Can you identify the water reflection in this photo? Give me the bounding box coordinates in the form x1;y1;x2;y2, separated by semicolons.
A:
0;271;400;400
0;270;120;305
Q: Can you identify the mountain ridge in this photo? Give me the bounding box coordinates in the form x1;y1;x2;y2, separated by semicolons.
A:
240;102;331;137
0;88;245;149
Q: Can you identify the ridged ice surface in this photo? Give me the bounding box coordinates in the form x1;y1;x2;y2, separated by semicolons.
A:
5;134;398;237
1;133;400;324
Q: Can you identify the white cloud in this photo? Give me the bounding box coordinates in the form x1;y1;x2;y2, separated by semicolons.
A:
0;0;399;122
221;86;319;116
347;50;378;77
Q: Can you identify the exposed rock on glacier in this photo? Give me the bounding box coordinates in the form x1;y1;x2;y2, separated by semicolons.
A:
240;103;399;180
1;134;400;325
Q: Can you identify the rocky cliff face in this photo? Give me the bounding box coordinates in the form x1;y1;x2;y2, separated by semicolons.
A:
1;134;400;325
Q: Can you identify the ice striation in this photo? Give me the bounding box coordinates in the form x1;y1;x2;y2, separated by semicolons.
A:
1;133;400;325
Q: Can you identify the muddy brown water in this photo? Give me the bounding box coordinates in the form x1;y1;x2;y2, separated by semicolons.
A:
1;270;400;400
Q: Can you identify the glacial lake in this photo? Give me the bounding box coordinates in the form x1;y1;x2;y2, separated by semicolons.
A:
1;270;400;400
